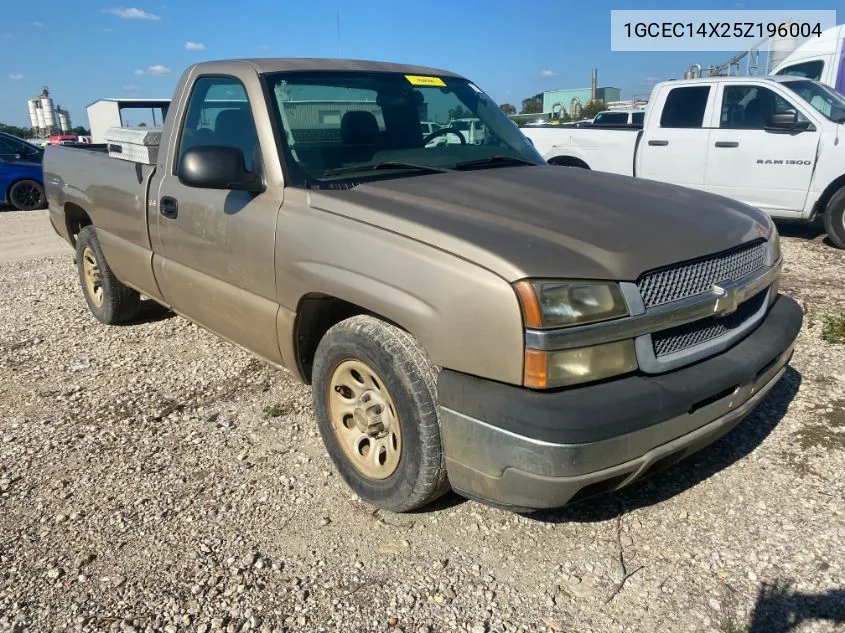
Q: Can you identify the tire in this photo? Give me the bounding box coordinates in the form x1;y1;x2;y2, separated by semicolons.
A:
823;187;845;249
75;226;140;324
312;315;449;512
8;180;45;211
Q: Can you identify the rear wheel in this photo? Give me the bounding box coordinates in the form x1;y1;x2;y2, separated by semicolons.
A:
312;315;449;512
823;186;845;249
8;180;45;211
75;226;140;324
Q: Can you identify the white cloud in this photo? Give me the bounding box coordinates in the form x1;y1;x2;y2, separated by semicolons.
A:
105;7;160;20
122;84;141;91
257;45;270;51
103;27;113;33
9;73;24;81
33;21;44;28
134;64;171;76
540;69;558;78
184;41;205;51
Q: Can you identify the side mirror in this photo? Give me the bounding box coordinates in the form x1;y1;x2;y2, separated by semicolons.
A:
177;145;263;192
768;111;797;128
766;111;811;132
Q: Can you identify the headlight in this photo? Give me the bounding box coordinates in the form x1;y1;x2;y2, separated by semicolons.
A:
524;340;638;388
514;280;628;329
766;225;781;265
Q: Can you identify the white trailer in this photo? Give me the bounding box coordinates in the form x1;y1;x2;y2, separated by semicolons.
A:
86;98;171;144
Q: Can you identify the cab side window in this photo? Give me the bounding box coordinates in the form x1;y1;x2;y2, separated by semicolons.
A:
719;85;807;129
660;86;710;128
178;76;260;172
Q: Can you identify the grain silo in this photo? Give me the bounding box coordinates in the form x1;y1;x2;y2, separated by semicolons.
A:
39;88;56;130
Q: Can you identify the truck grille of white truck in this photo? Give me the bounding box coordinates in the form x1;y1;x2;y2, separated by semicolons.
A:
638;240;766;309
651;290;768;357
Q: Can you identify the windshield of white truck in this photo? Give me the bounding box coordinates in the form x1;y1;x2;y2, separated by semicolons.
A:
264;71;544;185
782;79;845;122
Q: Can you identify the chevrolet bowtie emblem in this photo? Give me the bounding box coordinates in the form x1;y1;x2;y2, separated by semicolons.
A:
712;282;739;316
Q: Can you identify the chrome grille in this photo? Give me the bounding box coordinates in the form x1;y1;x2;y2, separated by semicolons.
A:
638;241;766;308
652;291;767;357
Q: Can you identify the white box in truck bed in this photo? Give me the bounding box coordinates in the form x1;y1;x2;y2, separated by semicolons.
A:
105;126;162;164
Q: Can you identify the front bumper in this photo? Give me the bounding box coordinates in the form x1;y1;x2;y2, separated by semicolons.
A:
437;294;802;510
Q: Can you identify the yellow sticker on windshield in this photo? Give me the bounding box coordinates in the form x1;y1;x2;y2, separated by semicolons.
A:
405;75;446;87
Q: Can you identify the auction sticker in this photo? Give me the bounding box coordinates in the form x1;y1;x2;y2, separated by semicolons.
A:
405;75;446;87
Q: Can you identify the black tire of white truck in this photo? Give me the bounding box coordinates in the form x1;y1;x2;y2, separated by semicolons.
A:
823;187;845;249
75;226;141;324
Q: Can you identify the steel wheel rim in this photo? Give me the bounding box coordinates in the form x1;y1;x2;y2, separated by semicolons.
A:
328;359;402;480
82;247;104;307
12;183;42;210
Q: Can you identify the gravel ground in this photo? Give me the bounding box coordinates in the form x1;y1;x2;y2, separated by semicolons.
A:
1;211;844;633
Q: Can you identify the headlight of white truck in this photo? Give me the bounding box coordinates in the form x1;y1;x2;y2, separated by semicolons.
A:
514;280;628;328
514;280;636;388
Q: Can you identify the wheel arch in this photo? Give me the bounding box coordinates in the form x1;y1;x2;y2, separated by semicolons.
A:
293;294;401;384
813;173;845;220
64;202;93;246
547;155;591;169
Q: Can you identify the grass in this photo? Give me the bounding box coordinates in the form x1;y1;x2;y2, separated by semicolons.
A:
262;403;290;418
821;313;845;344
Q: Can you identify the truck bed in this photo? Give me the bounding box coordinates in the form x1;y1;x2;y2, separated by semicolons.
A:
43;145;156;255
523;126;642;176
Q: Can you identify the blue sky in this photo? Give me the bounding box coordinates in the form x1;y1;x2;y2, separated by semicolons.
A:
0;0;836;129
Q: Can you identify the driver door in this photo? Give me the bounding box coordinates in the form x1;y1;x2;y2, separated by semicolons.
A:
149;74;284;365
705;83;820;215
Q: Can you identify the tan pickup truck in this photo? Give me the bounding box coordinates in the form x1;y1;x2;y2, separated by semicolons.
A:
43;59;802;512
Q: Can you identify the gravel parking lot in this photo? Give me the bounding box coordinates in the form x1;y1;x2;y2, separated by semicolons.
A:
1;210;844;633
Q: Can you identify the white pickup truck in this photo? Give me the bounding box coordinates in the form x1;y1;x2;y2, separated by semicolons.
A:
523;75;845;248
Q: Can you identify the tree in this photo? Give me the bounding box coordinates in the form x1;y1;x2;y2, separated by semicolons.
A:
520;93;544;115
447;105;472;121
137;122;147;127
72;126;91;136
581;100;607;120
0;123;32;138
499;103;517;116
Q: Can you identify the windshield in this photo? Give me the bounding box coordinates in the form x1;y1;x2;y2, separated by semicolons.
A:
593;112;628;125
264;71;544;185
781;79;845;122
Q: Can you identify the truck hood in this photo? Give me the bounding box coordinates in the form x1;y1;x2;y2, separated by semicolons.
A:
307;165;771;281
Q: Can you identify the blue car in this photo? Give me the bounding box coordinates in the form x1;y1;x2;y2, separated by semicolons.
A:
0;132;45;210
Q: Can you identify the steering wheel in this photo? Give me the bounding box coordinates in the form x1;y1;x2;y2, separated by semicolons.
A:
423;127;466;146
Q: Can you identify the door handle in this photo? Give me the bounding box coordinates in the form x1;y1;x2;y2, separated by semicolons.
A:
648;140;669;146
160;196;178;219
715;141;739;148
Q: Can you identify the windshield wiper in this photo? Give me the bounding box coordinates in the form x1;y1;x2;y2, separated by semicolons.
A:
454;155;539;170
322;161;453;177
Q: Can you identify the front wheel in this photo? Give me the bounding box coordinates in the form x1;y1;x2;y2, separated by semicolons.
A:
823;186;845;249
311;315;449;512
8;180;45;211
